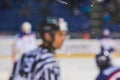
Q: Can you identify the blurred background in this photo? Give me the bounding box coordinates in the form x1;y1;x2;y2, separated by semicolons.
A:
1;0;120;80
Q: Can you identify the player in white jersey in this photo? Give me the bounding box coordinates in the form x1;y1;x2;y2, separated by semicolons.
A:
12;22;37;62
100;29;116;55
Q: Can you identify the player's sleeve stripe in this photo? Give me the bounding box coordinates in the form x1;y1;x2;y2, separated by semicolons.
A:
39;71;45;80
33;54;59;80
41;68;49;80
55;74;58;80
9;61;17;80
35;56;56;69
49;67;60;80
55;70;60;80
12;61;17;76
50;67;57;80
54;66;60;80
15;60;21;75
32;56;57;80
32;56;55;71
40;56;55;63
41;53;54;59
35;61;56;74
44;68;56;80
33;69;44;80
48;68;51;80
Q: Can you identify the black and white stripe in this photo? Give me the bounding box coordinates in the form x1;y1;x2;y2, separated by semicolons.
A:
10;47;60;80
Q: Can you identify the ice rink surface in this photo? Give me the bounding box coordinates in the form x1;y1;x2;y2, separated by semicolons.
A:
0;57;120;80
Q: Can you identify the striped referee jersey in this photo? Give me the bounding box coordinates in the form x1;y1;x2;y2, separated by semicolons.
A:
10;46;60;80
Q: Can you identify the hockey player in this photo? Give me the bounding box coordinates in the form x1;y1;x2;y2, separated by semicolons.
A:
96;53;120;80
100;29;115;54
12;21;37;62
9;19;67;80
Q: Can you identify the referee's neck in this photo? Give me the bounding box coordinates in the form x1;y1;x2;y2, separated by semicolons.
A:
40;43;55;53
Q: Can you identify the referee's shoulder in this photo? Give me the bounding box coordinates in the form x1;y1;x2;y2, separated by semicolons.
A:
23;47;54;59
21;48;42;60
27;47;42;55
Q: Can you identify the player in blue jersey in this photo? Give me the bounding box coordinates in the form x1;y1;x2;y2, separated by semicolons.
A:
96;53;120;80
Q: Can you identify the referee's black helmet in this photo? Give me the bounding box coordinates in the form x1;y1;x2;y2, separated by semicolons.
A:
38;18;67;40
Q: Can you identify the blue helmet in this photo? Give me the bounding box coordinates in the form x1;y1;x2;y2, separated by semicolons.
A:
96;53;111;70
